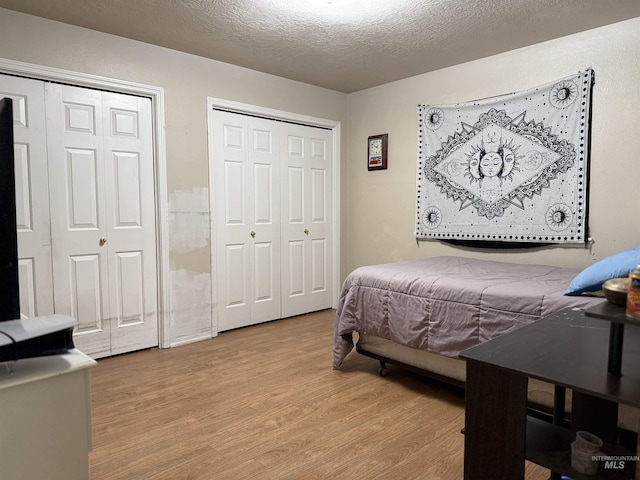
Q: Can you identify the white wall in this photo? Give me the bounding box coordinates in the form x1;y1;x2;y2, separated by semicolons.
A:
0;8;348;346
345;17;640;275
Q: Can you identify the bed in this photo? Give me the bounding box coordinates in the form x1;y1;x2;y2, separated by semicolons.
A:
333;255;640;432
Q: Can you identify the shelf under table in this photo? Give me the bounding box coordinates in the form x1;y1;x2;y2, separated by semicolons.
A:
527;416;636;480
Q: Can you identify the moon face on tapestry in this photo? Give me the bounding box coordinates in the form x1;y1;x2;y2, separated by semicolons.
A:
416;68;594;244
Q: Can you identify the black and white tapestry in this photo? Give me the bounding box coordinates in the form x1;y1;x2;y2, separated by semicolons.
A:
416;68;594;245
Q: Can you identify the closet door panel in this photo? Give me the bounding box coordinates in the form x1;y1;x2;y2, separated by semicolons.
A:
17;259;37;319
46;83;111;357
287;166;304;223
213;110;280;330
113;251;144;328
310;168;328;295
304;132;331;309
0;74;54;319
248;117;280;323
218;112;252;331
15;144;40;319
254;242;274;303
281;124;332;318
224;244;247;308
221;160;250;313
102;91;157;356
214;112;252;331
65;148;100;228
112;152;142;227
311;167;327;222
254;163;273;224
311;239;327;293
287;240;304;297
224;160;246;224
68;251;111;360
69;254;103;331
253;160;276;306
14;144;33;231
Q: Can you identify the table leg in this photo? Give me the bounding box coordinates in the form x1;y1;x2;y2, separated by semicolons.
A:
464;361;528;479
553;386;567;428
550;386;567;480
608;323;625;377
571;391;618;443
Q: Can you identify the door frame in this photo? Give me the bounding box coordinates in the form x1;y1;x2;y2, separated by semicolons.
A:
0;58;170;348
206;97;341;336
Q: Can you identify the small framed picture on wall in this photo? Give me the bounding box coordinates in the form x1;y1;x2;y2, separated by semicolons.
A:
368;133;388;171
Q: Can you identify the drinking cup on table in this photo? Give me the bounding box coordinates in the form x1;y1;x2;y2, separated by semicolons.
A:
575;430;603;454
571;441;599;475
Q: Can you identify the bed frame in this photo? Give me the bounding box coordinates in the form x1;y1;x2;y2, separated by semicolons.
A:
357;343;463;386
354;332;640;440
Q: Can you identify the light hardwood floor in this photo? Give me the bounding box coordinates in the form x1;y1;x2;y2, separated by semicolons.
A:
89;309;549;479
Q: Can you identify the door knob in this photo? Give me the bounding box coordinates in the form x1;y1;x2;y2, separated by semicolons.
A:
99;237;107;246
250;231;256;238
304;229;309;235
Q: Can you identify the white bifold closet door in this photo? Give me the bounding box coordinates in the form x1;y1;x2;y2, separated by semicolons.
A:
0;74;158;358
213;112;282;331
212;110;332;332
1;75;54;321
280;122;332;318
45;83;158;357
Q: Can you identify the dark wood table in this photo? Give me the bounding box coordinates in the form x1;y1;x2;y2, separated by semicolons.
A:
460;307;640;479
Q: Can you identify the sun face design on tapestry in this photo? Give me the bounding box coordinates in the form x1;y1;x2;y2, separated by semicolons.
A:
416;68;594;244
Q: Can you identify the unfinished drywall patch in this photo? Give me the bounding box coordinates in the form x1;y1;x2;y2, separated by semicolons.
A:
168;269;212;346
168;187;210;252
167;187;213;345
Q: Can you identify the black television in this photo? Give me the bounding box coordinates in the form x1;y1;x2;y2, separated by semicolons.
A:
0;97;19;322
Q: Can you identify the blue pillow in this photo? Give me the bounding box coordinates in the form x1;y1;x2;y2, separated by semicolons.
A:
565;245;640;295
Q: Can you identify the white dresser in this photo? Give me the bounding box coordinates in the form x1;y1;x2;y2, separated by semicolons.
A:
0;349;97;480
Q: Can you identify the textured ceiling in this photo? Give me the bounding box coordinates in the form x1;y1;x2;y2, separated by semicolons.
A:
1;0;639;93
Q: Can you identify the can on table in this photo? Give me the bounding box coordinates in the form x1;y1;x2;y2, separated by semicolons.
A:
627;265;640;319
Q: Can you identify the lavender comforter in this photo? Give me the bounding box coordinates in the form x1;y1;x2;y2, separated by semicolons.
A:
333;256;604;368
